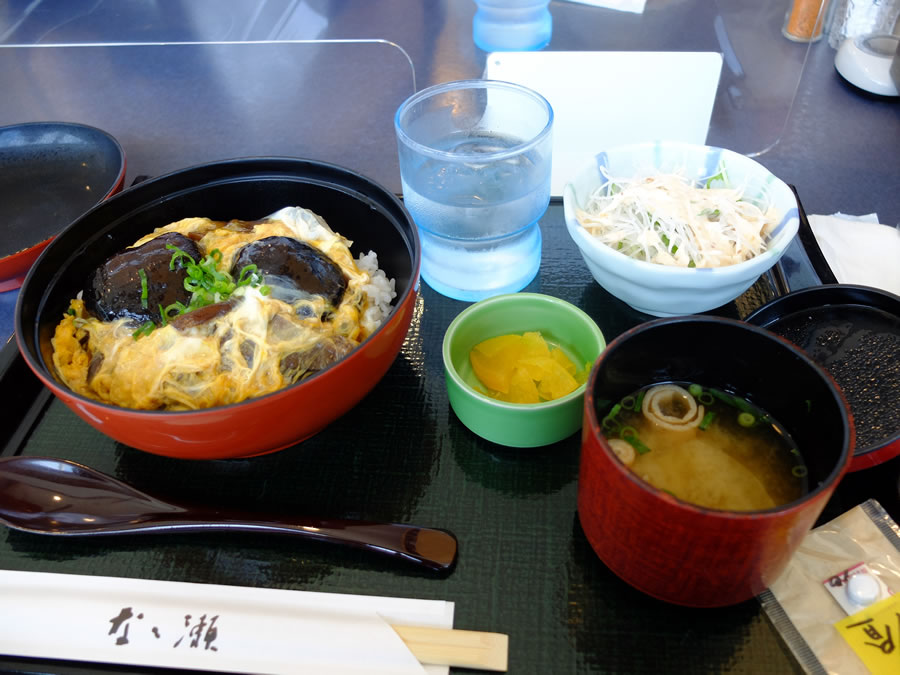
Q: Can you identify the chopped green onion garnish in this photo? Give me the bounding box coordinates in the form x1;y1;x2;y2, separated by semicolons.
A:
737;412;755;427
168;245;195;270
710;389;732;405
162;244;268;322
710;389;757;415
688;384;702;397
619;426;651;454
634;390;645;411
623;434;652;455
699;411;716;431
236;263;260;286
602;416;620;433
131;320;155;340
138;268;149;309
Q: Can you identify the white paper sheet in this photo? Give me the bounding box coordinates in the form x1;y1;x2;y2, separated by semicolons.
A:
485;51;723;195
0;570;454;675
808;213;900;295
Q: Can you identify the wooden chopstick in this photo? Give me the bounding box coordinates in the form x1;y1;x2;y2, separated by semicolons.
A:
392;625;508;672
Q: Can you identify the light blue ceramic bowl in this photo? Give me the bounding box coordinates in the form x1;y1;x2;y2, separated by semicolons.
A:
562;142;799;317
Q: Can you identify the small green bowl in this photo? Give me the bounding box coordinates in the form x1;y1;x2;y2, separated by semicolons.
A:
443;293;606;447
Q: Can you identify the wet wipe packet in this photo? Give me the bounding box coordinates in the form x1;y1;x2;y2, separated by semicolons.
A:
759;499;900;674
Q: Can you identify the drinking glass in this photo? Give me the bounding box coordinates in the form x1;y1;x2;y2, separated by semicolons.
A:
394;79;553;301
472;0;553;52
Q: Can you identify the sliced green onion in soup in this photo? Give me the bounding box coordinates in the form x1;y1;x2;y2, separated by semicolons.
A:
738;412;756;427
620;426;651;455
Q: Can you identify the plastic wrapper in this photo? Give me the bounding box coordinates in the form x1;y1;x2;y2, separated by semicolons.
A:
759;499;900;674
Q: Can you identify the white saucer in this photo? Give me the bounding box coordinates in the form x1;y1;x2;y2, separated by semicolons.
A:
835;33;900;97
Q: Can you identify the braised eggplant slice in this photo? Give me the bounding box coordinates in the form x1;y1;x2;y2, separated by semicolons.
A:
279;335;355;382
230;236;347;307
169;299;235;332
84;232;201;323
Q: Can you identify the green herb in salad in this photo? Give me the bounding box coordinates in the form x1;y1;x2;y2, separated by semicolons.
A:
575;167;777;268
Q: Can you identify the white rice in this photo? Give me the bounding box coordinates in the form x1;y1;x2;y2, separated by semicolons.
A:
357;250;397;336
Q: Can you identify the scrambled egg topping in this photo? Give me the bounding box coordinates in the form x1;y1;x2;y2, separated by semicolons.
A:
51;207;393;410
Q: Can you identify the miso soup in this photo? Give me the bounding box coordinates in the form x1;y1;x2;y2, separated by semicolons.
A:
600;382;807;511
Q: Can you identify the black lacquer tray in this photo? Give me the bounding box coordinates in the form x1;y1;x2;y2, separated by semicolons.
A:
1;199;897;675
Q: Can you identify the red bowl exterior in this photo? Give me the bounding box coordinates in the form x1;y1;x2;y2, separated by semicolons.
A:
578;423;838;607
849;437;900;472
0;169;127;291
24;286;416;459
15;157;420;459
0;122;127;290
577;316;854;607
0;239;51;292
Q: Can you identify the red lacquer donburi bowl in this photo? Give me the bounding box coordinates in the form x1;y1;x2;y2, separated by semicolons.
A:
578;316;854;607
15;158;420;460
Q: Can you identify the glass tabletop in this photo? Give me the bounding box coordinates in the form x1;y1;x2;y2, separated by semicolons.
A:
0;40;417;194
0;0;822;187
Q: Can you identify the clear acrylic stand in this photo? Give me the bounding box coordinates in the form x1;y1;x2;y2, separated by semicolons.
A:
0;40;417;193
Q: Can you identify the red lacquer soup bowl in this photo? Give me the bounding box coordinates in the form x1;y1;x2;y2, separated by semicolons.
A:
15;158;420;459
578;316;854;607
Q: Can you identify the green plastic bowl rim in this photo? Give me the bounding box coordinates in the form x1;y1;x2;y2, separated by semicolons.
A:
442;292;606;411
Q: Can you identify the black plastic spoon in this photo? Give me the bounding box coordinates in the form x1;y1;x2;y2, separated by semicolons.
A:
0;456;458;573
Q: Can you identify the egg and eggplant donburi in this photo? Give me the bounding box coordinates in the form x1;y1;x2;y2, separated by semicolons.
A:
51;207;396;410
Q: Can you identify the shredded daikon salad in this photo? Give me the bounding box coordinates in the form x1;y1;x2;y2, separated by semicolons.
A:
575;168;779;268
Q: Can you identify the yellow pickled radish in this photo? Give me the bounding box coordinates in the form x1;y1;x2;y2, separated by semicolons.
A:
472;333;522;358
508;366;541;403
536;360;579;400
521;331;551;358
551;347;577;375
469;334;522;393
517;356;554;381
469;331;585;403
